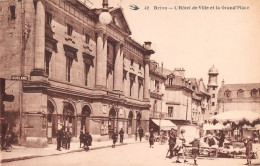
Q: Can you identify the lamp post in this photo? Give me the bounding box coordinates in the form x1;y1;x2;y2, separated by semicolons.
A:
99;0;112;25
158;113;162;135
136;112;141;141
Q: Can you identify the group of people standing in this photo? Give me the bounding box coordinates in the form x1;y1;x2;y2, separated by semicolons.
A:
79;131;93;149
112;128;125;148
56;127;72;151
167;128;201;165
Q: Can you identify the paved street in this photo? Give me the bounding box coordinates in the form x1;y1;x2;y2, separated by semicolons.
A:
2;142;255;166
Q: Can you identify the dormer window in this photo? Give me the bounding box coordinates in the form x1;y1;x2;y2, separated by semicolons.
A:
237;89;244;98
251;89;258;97
224;89;231;98
169;78;173;85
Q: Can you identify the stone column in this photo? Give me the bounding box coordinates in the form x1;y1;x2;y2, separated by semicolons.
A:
113;42;123;92
96;33;107;88
143;42;154;100
143;56;150;100
34;0;45;72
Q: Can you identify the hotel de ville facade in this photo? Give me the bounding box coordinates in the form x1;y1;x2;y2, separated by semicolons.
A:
0;0;156;144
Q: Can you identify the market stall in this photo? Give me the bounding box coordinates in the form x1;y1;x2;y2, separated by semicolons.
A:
207;110;260;159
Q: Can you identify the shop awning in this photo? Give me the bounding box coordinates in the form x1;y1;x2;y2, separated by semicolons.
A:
151;119;177;130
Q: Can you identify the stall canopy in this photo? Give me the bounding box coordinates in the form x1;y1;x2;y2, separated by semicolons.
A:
209;110;260;125
151;119;177;130
203;123;231;130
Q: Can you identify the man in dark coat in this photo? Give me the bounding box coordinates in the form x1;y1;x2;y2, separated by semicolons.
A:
138;127;144;142
65;128;72;150
112;131;118;148
244;136;253;165
149;129;155;148
56;128;64;151
85;132;92;149
119;128;124;143
190;137;200;165
79;131;84;148
168;128;177;159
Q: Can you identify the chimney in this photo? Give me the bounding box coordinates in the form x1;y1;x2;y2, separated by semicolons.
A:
144;41;152;50
174;68;185;77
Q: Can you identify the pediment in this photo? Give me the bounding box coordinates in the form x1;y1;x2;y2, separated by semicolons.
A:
109;8;131;35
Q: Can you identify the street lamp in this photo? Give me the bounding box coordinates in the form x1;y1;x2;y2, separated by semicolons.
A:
99;0;112;25
136;112;141;141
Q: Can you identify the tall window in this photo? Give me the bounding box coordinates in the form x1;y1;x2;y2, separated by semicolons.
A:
131;59;134;66
155;80;159;92
138;83;141;99
46;12;52;25
213;87;216;90
45;51;51;75
10;6;16;19
169;78;173;85
66;57;73;82
139;63;142;70
67;24;73;36
168;107;173;117
85;34;90;44
130;80;133;97
212;102;215;106
84;63;90;86
212;94;215;98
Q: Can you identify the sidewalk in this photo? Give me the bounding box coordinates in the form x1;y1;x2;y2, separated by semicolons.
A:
0;138;147;163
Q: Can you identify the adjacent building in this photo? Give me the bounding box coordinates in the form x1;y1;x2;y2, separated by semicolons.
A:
218;82;260;113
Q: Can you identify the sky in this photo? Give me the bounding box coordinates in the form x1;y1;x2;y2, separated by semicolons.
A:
91;0;260;85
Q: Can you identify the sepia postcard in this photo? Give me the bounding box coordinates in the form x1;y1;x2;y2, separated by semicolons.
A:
0;0;260;165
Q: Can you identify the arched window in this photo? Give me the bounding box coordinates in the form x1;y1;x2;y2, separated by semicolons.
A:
251;89;258;97
237;89;244;98
224;89;231;98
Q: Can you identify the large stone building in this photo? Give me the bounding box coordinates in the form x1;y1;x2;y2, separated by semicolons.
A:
147;63;211;132
0;0;154;144
217;82;260;113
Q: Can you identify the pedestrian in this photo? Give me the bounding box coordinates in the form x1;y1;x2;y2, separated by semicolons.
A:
189;136;200;165
66;128;72;150
61;127;67;149
79;131;84;148
168;128;177;159
218;131;225;147
84;132;92;150
244;136;253;165
149;129;154;148
138;127;144;142
175;129;188;163
119;128;124;143
112;131;118;148
56;128;63;151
